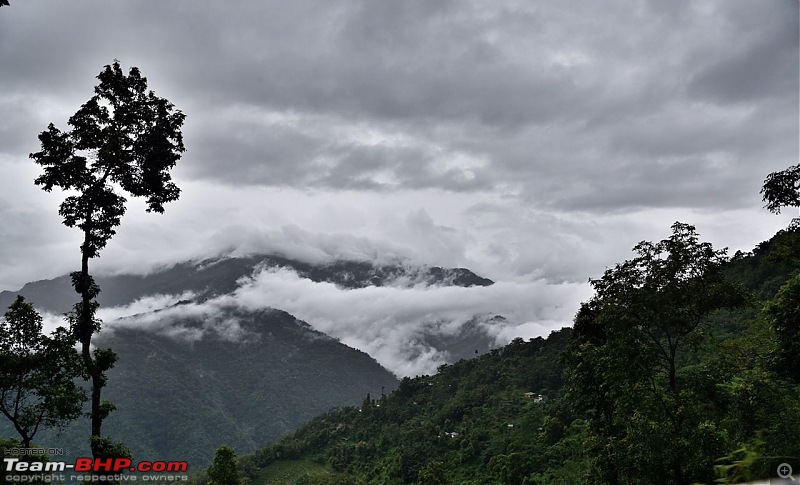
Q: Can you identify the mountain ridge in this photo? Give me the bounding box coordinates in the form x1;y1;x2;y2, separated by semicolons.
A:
0;255;500;468
13;307;400;468
0;254;494;315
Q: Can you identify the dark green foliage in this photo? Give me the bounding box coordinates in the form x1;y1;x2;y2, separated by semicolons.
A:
15;309;398;468
90;435;132;464
765;274;800;382
212;329;573;484
208;446;241;485
563;222;800;484
563;223;746;484
762;163;800;214
0;296;85;448
416;460;446;485
217;224;800;485
726;224;800;299
0;255;508;468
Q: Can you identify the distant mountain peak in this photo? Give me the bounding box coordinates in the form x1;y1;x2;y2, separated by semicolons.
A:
0;253;494;315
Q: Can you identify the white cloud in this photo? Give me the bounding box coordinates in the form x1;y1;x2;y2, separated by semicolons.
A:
96;292;198;323
227;267;592;376
53;264;589;377
99;298;256;344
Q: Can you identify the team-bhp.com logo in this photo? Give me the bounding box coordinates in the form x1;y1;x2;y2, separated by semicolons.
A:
5;457;188;473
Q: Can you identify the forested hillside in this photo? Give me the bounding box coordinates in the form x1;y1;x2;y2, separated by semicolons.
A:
0;254;499;469
3;308;399;468
206;223;800;485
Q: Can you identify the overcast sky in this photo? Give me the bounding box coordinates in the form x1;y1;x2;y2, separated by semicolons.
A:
1;1;798;363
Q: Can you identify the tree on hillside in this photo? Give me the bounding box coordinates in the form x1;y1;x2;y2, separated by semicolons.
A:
417;460;448;485
30;60;185;458
564;222;744;484
0;296;86;448
762;163;800;214
765;274;800;383
208;445;241;485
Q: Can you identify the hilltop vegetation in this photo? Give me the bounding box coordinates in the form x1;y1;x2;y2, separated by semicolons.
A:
21;309;399;468
0;254;497;469
220;329;572;485
207;223;800;485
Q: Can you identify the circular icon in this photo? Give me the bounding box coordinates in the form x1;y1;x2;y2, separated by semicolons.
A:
778;463;793;479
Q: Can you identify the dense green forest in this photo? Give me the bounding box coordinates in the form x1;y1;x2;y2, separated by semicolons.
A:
194;223;800;485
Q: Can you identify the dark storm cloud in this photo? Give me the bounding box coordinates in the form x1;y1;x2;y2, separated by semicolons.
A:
687;1;799;105
180;0;794;212
0;0;797;292
1;0;794;214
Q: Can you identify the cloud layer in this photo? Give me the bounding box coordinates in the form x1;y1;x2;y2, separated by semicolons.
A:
0;0;797;355
2;1;794;205
48;266;590;377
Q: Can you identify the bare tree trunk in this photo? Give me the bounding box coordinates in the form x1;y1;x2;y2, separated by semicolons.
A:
78;223;104;455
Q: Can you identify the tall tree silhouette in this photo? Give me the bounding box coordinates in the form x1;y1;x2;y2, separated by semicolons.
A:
30;61;185;458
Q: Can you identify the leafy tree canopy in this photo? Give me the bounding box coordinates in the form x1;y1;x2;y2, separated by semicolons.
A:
204;224;800;485
30;60;185;458
765;273;800;382
208;445;241;485
762;163;800;215
0;296;86;448
565;222;745;484
31;60;185;258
